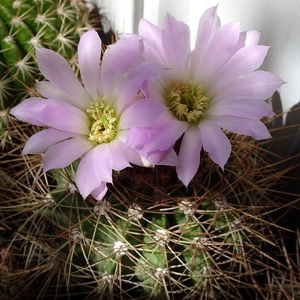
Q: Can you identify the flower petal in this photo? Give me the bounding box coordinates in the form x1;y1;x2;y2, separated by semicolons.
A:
142;147;175;167
192;6;220;77
161;13;191;75
157;148;178;166
208;99;274;119
23;128;77;154
43;137;93;173
119;97;166;129
199;119;231;169
36;47;90;109
210;45;270;93
177;126;202;186
91;182;108;201
209;115;271;140
100;35;144;101
75;149;101;199
10;97;46;126
104;35;144;75
109;139;131;170
35;81;75;104
126;115;185;166
211;70;284;102
115;61;168;112
92;144;113;182
75;145;113;198
235;30;260;49
78;30;101;99
12;98;90;134
127;113;188;154
138;18;165;64
196;21;241;85
124;147;146;167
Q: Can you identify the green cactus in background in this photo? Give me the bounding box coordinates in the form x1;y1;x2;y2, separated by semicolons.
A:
1;113;299;299
0;0;92;110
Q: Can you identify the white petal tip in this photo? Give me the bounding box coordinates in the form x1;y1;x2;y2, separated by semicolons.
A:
141;156;155;168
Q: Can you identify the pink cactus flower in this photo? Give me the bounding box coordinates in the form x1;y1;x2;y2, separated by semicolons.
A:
10;30;166;200
126;7;284;186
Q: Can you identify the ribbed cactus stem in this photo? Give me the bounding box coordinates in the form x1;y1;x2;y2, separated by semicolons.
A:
0;0;91;110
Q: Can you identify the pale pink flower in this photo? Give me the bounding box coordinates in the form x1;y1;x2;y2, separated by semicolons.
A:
10;30;166;200
127;7;284;186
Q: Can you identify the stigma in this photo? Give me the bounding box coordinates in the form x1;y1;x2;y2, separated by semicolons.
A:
167;80;210;124
86;99;118;144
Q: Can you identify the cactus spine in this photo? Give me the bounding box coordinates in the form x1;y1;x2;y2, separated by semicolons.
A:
0;0;92;110
1;116;296;299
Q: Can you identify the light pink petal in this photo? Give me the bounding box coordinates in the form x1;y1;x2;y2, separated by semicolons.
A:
210;45;270;93
209;115;272;140
75;148;102;199
138;18;165;64
85;144;113;183
161;13;191;74
23;128;77;154
13;98;89;134
78;30;101;99
124;147;146;167
127;113;188;153
141;115;188;152
244;30;261;46
211;70;284;102
100;36;144;100
125;143;176;168
125;112;188;167
109;139;131;170
36;47;90;109
10;98;46;126
199;119;231;169
235;30;260;50
91;182;108;201
38;100;90;134
196;21;241;84
92;144;113;182
142;148;174;167
192;6;220;77
177;126;202;186
207;99;274;119
35;82;76;104
119;97;166;129
75;145;113;198
104;35;144;74
126;143;177;168
115;128;129;144
155;148;178;166
115;61;168;112
43;137;93;172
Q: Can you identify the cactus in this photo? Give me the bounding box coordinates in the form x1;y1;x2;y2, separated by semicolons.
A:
1;5;300;299
1;112;299;299
0;0;92;110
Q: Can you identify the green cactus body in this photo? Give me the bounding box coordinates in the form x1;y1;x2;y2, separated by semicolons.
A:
0;0;91;110
0;121;295;300
32;158;253;299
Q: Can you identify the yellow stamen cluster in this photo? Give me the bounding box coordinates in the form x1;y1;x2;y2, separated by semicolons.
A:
86;99;118;144
167;80;210;124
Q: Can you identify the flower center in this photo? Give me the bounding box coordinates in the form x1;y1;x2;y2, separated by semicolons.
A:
167;80;210;124
86;99;118;144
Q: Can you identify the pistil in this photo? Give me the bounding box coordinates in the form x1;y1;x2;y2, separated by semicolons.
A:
86;99;118;144
167;80;210;124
